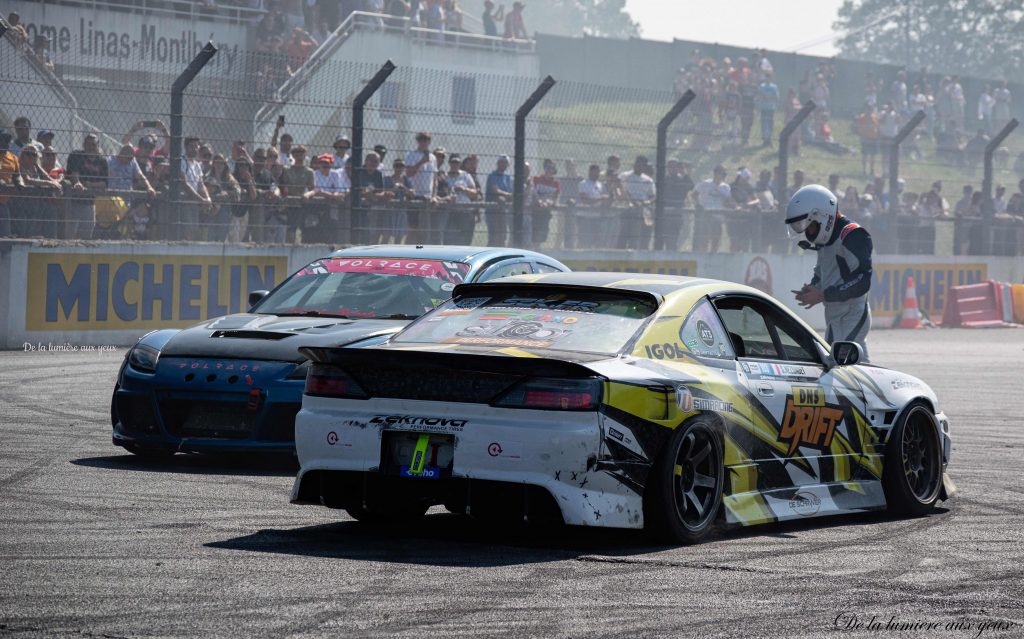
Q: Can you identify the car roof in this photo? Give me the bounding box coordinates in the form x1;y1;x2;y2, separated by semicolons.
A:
489;271;764;298
327;245;565;266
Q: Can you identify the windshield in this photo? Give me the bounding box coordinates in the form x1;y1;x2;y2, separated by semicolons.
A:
394;289;658;355
256;257;471;319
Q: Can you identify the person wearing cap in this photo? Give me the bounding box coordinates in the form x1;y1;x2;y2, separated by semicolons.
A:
17;145;63;238
36;130;56;153
373;144;388;163
353;151;392;243
530;158;560;247
122;120;170;169
332;136;351;169
504;1;527;40
382;157;411;243
786;184;874;359
403;132;438;242
0;129;24;237
485;155;513;246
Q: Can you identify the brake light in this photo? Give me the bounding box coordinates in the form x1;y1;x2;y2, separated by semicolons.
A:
493;378;601;411
305;364;368;399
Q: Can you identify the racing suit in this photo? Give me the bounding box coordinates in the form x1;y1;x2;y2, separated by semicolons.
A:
810;215;873;360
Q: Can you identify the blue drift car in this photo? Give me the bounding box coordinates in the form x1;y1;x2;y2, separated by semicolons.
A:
111;245;568;457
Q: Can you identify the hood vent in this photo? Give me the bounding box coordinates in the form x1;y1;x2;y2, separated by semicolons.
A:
210;330;293;340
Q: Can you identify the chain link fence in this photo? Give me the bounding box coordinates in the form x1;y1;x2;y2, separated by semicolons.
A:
2;12;1023;255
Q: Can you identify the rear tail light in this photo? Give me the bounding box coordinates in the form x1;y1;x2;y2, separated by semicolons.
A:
305;364;368;399
492;377;602;411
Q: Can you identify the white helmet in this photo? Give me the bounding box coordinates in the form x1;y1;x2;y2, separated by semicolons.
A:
785;184;838;246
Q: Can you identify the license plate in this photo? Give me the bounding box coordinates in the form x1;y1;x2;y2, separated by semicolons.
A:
384;432;454;477
399;465;443;480
182;405;252;434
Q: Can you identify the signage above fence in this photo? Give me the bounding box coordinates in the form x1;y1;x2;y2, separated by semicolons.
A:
10;0;249;74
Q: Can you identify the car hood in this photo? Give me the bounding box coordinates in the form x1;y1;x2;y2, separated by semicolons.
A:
158;314;409;362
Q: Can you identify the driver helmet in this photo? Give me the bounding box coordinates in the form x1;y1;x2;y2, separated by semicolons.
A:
785;184;839;246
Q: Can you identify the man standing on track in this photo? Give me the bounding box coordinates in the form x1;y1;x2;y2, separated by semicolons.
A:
785;185;874;360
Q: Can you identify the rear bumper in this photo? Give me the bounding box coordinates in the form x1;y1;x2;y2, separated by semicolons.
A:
292;397;645;528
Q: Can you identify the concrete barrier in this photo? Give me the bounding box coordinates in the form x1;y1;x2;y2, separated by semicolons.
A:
2;239;1022;349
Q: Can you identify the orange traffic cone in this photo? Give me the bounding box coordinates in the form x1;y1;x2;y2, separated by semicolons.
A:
898;276;925;329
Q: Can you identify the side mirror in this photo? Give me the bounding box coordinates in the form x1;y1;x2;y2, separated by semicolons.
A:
831;341;864;366
248;290;269;309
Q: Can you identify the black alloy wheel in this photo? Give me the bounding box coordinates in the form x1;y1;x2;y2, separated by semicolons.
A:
883;402;943;516
645;417;724;544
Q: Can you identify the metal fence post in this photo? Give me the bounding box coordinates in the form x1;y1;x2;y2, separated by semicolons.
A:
888;109;926;215
777;100;815;213
351;60;396;213
168;42;218;207
513;75;556;247
982;118;1019;253
654;89;695;249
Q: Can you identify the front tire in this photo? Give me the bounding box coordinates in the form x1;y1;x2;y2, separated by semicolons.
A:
644;417;724;544
883;402;943;516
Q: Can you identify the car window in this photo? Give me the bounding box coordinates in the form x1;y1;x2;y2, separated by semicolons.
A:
715;305;780;359
395;288;658;355
714;296;820;363
535;262;563;273
255;257;470;319
678;299;735;360
480;261;534;281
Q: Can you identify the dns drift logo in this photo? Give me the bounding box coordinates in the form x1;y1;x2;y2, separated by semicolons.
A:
779;386;844;455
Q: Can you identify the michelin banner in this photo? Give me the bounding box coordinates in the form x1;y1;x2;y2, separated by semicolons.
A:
25;253;288;331
0;242;1019;349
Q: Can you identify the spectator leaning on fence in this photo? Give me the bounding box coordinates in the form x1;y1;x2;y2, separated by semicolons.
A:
17;145;62;238
0;129;22;238
530;159;560;247
693;164;732;253
444;154;478;244
485;155;513;247
178;137;212;241
618;155;656;250
64;134;108;241
405;132;438;242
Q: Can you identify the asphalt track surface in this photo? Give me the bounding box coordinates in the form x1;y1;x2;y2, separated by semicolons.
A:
1;330;1023;639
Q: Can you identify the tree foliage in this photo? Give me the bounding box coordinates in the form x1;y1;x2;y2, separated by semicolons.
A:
524;0;639;39
834;0;1024;80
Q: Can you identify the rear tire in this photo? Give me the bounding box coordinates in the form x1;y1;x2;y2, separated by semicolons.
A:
882;402;942;516
644;416;724;544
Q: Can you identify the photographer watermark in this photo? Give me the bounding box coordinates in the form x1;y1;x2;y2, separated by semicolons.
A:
23;342;122;354
835;612;1019;637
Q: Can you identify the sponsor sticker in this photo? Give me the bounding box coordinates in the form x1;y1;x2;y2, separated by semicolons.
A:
441;336;554;348
696;320;716;347
792;386;825;407
779;395;844;455
486;441;522;460
370;415;468;432
326;431;338;446
789;491;821;516
676;386;734;413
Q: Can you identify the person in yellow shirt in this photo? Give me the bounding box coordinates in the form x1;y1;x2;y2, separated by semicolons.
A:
0;129;24;237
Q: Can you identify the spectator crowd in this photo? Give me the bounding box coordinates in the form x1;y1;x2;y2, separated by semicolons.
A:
3;111;1024;256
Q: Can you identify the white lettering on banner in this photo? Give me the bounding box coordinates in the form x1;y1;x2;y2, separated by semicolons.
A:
12;1;244;73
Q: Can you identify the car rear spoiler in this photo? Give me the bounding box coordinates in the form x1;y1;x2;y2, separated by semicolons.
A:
451;282;663;307
298;345;600;380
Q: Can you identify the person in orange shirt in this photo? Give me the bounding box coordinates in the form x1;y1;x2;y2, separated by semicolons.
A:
0;129;24;237
855;102;880;177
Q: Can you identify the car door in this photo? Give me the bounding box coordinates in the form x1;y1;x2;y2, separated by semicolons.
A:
712;294;868;490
